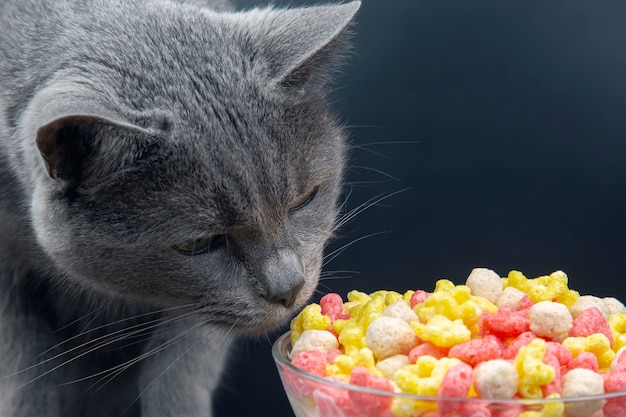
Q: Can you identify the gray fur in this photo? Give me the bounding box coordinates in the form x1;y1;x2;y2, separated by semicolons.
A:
0;0;360;415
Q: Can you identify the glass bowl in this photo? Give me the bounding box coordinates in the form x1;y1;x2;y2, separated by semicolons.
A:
272;331;626;417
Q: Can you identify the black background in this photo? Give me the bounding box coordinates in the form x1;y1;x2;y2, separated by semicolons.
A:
215;1;626;416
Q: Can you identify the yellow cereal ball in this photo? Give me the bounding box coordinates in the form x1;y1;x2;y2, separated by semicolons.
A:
609;312;626;351
410;314;472;347
473;359;519;399
514;338;555;399
365;316;417;359
337;321;367;356
290;329;338;358
465;268;503;304
561;368;605;416
538;394;565;417
562;334;615;371
505;270;532;293
326;347;380;380
290;303;331;344
529;301;573;339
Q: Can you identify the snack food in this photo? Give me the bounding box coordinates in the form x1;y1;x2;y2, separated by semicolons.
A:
280;268;626;417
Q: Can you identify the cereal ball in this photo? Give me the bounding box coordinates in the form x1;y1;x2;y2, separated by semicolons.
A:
465;268;503;304
570;295;610;320
604;297;626;315
366;316;417;359
383;300;419;323
610;346;626;371
376;354;410;379
290;329;339;358
496;286;526;310
561;368;605;416
529;301;573;339
473;359;518;399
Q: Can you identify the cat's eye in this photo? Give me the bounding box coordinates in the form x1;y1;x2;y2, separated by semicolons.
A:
289;186;319;212
172;234;228;256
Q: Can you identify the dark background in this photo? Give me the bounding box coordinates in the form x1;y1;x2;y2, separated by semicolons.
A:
215;1;626;415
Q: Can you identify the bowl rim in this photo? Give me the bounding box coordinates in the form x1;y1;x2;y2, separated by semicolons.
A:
272;331;626;404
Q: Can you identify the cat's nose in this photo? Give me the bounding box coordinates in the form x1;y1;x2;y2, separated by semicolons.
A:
262;249;305;308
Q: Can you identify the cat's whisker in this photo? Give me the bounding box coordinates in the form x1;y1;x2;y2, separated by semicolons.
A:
348;165;401;182
27;304;197;366
52;308;104;334
123;322;238;413
86;319;208;395
6;310;197;385
334;187;412;232
322;230;390;268
320;269;360;277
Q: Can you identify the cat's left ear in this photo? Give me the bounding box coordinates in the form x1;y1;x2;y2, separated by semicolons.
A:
245;1;361;91
36;114;152;182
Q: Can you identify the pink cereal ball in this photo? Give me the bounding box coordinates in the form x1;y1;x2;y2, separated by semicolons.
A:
481;307;530;339
438;362;473;415
545;341;572;367
604;372;626;417
349;366;395;416
541;353;561;397
567;351;599;373
320;293;349;322
313;384;358;417
410;290;430;308
502;331;537;360
291;350;326;376
569;306;614;347
518;295;534;311
408;342;447;363
604;370;626;393
448;335;502;367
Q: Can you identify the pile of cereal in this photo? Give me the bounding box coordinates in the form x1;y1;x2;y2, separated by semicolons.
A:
285;269;626;417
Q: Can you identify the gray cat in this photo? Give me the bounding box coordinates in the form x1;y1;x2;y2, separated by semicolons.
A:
0;0;360;415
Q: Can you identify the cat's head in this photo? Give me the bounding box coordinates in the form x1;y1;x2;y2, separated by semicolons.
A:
22;1;360;333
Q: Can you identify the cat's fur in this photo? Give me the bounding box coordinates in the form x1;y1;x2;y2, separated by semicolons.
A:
0;0;360;415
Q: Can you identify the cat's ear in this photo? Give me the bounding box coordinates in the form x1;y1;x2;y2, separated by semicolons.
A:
247;1;361;90
36;114;150;182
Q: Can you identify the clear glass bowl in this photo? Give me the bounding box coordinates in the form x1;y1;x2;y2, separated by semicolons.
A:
272;331;626;417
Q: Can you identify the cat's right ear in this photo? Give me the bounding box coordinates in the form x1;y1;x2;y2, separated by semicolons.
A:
244;1;361;92
36;115;150;183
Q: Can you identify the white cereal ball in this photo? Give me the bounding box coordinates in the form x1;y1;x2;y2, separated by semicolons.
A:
465;268;503;304
365;316;416;360
529;301;573;339
375;354;410;379
496;286;526;310
604;297;626;315
383;301;419;323
290;330;339;358
611;346;626;370
561;368;605;416
570;295;610;320
473;359;518;399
